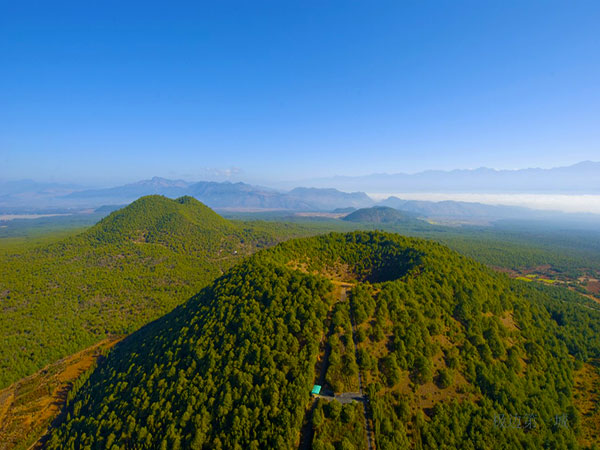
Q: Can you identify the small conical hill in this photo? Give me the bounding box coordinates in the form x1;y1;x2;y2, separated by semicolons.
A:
84;195;236;250
343;206;415;224
0;196;258;390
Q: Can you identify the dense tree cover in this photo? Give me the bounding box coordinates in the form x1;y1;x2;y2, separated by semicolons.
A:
325;301;359;393
0;196;325;388
343;206;415;224
0;198;428;390
84;195;237;250
312;399;367;450
0;213;105;240
347;239;600;448
47;233;420;448
514;282;600;361
230;210;600;275
429;233;600;277
253;231;424;283
13;230;600;448
47;262;332;449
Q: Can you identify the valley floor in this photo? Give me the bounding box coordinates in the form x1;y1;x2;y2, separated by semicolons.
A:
0;337;122;450
496;265;600;306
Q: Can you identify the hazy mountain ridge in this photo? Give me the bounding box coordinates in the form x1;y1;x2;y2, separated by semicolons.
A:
303;161;600;193
63;177;192;200
0;180;86;213
381;197;537;220
287;187;375;210
49;179;310;210
186;182;312;210
2;163;600;224
0;178;371;212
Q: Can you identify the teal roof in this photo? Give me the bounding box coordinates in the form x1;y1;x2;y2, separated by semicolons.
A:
311;385;322;395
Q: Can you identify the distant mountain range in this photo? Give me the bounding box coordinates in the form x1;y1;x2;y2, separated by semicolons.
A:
380;197;536;221
299;161;600;193
1;162;600;224
64;178;308;210
0;177;376;212
0;180;85;213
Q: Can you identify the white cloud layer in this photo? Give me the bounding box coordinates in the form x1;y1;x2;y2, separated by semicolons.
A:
367;193;600;215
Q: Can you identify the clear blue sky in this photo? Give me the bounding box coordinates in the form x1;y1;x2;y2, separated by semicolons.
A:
2;1;599;186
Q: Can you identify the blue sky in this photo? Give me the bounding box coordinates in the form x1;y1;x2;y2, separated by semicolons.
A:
2;1;599;186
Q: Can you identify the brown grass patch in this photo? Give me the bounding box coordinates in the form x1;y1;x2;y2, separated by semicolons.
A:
412;350;476;412
286;260;358;283
586;280;600;295
573;359;600;448
0;337;122;450
499;311;518;331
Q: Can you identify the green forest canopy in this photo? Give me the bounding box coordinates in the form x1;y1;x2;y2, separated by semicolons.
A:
46;231;600;449
0;195;328;388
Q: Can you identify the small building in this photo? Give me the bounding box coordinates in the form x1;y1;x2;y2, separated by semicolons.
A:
311;384;322;396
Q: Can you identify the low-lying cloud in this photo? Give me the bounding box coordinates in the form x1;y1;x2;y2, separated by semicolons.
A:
368;192;600;215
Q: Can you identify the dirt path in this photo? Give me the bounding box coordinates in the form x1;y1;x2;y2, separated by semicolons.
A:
298;287;340;450
0;337;122;450
347;287;374;450
299;283;374;450
298;399;319;450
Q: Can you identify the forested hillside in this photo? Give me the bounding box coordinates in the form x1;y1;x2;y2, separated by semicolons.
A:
0;195;313;389
46;232;600;449
343;206;416;224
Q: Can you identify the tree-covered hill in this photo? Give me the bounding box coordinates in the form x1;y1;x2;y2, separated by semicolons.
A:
85;195;236;247
0;195;304;389
46;231;600;449
343;206;417;224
